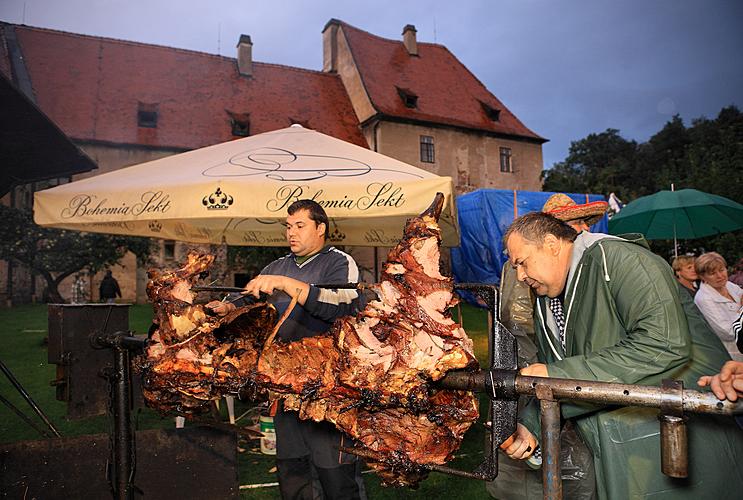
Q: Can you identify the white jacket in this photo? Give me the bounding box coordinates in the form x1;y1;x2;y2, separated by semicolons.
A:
694;280;743;360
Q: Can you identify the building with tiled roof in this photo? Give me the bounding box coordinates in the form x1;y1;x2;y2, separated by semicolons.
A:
1;19;545;304
323;20;546;192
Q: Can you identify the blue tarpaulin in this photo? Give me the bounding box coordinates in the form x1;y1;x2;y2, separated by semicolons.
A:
451;189;608;286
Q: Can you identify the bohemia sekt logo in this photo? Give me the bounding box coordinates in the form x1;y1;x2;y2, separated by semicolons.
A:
202;187;234;210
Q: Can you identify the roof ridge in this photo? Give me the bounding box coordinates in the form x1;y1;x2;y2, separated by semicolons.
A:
337;20;448;50
6;22;335;75
8;22;232;60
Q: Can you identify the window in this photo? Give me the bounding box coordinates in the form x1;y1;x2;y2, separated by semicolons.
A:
500;147;513;173
397;87;418;108
163;240;175;260
420;135;435;163
137;102;158;128
227;111;250;137
231;117;250;136
480;101;501;122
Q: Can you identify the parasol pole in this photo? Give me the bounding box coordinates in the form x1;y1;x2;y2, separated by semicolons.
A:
671;183;678;259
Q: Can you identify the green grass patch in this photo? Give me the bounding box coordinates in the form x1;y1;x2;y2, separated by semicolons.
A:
0;303;494;499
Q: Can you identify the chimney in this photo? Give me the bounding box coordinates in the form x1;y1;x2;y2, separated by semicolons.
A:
236;34;253;77
402;24;418;56
322;19;341;73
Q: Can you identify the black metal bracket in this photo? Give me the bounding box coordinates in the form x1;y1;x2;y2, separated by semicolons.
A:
429;283;518;482
89;331;147;500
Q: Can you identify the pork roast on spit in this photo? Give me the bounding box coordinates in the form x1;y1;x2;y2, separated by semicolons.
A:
139;193;480;487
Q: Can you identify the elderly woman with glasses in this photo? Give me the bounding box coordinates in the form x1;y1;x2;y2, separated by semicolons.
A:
694;251;743;361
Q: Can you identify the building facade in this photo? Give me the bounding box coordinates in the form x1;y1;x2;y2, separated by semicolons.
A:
1;20;545;304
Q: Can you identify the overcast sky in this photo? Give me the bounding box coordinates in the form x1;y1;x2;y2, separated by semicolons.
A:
2;0;741;168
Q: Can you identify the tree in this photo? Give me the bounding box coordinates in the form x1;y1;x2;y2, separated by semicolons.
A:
0;205;154;303
227;246;289;279
542;106;743;264
542;129;641;199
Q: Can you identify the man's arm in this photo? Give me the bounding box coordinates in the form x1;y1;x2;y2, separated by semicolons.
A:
302;251;363;322
207;275;309;315
698;360;743;402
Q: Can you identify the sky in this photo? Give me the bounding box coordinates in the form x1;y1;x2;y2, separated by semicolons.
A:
1;0;742;169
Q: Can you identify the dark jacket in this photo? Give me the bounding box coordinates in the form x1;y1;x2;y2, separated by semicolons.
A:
99;275;121;299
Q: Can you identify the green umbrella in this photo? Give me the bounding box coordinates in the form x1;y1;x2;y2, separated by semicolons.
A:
608;188;743;241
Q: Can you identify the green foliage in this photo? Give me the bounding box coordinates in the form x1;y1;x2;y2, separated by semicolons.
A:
0;205;154;302
227;246;289;278
542;106;743;263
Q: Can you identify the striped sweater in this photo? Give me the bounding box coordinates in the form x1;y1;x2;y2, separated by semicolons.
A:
237;245;363;342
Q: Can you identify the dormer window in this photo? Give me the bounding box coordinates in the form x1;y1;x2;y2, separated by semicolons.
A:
480;101;501;122
227;111;250;137
397;87;418;108
137;102;158;128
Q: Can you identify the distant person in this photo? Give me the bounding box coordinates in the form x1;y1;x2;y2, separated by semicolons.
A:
730;257;743;287
541;193;608;234
71;273;88;304
99;270;121;303
672;255;698;297
695;252;743;360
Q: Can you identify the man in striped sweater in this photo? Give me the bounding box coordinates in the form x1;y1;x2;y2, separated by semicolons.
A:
209;199;366;499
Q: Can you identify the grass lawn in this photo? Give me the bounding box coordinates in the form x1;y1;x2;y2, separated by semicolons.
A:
0;303;494;499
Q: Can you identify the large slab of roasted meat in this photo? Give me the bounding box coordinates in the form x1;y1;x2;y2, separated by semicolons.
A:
138;193;480;487
139;253;278;414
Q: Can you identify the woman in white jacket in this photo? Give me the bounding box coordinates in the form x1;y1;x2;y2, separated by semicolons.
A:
695;251;743;361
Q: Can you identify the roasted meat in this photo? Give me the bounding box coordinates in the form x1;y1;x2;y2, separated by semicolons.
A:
139;193;480;487
256;193;480;486
139;252;278;415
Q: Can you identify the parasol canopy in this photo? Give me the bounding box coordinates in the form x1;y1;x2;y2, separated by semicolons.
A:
34;125;458;246
608;188;743;240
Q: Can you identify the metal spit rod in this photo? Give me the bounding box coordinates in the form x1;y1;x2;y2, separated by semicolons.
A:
437;369;742;416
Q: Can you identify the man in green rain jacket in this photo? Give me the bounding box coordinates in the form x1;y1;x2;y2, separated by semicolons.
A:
502;211;743;499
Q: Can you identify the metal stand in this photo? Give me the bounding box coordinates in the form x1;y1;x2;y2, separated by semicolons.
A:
438;367;743;499
0;357;61;438
90;330;147;500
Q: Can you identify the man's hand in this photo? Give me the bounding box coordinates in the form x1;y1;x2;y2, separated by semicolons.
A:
206;300;236;316
243;275;310;305
520;363;549;378
500;423;538;460
698;360;743;402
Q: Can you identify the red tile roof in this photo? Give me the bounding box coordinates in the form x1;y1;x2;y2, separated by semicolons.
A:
337;21;546;143
4;24;367;149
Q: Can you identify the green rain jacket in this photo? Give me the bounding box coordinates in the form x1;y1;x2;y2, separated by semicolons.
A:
519;232;743;499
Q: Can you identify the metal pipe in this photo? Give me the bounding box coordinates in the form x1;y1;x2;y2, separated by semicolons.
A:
0;357;61;437
515;375;742;416
338;446;486;480
659;415;688;478
436;370;743;416
0;393;53;439
112;346;133;500
539;393;562;500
